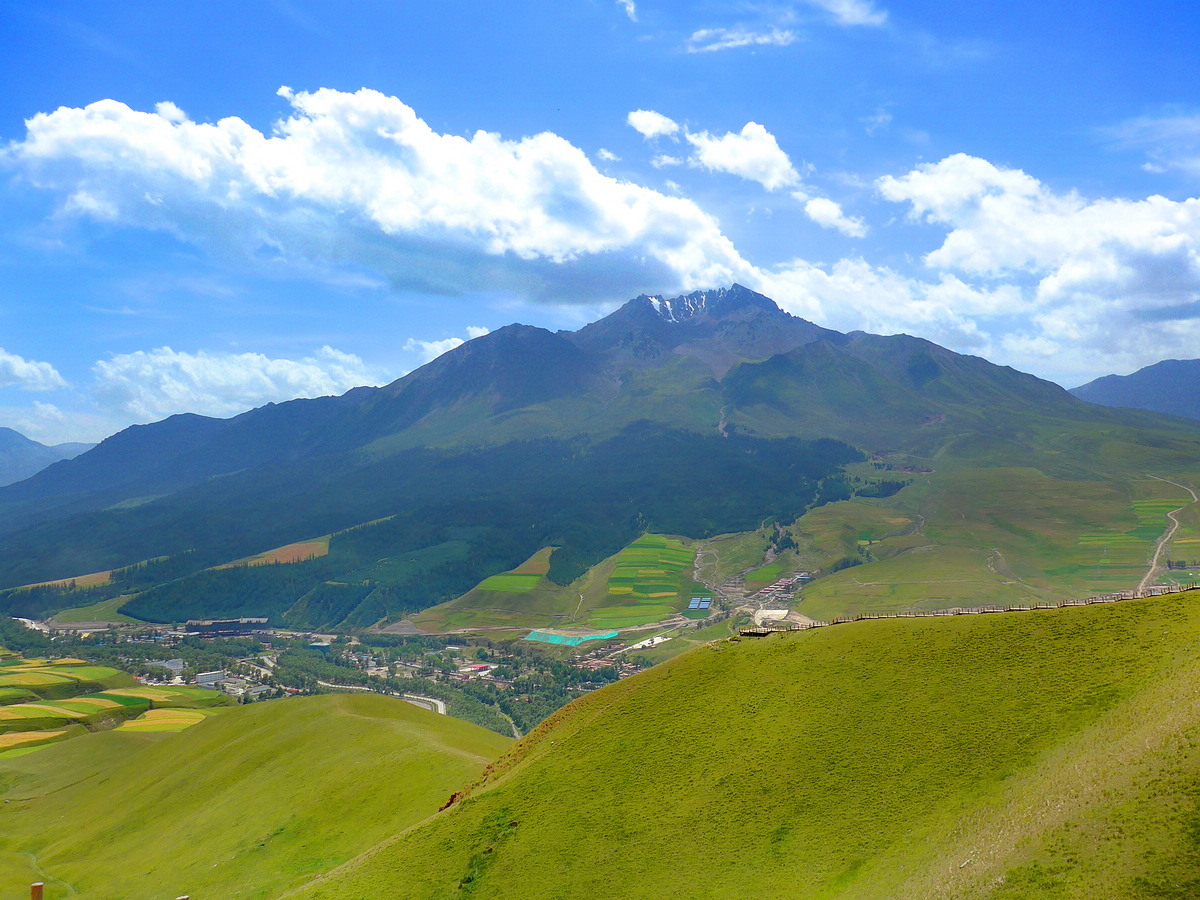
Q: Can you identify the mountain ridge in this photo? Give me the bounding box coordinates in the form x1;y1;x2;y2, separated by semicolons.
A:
0;427;93;489
1072;357;1200;421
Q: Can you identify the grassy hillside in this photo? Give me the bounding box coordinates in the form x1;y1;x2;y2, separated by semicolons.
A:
789;468;1200;620
0;693;510;899
289;592;1200;900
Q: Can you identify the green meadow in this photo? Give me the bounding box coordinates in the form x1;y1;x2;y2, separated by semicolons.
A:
292;592;1200;900
412;547;574;631
793;469;1200;621
0;693;511;899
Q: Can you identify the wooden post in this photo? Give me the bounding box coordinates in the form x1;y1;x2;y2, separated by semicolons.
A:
31;884;44;900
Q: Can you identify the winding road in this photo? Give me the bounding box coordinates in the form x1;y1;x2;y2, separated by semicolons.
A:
1138;476;1199;594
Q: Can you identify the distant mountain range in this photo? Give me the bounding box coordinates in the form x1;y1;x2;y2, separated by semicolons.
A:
0;428;92;488
2;284;1198;625
1072;358;1200;421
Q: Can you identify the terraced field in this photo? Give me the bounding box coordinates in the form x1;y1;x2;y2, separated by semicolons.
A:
584;534;696;628
0;657;225;754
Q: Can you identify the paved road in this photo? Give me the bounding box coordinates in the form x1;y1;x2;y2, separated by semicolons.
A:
315;680;447;715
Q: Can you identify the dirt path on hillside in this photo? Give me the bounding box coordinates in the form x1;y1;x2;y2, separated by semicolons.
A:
1138;476;1198;594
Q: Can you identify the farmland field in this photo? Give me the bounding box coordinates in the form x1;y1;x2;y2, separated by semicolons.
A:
412;547;573;631
215;536;331;569
117;708;215;733
584;534;696;628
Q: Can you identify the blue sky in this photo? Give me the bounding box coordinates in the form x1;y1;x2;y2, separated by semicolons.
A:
2;0;1199;443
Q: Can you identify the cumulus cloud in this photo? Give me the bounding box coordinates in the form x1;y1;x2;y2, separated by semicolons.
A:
0;349;67;391
627;109;680;140
686;122;799;191
7;88;753;304
876;152;1200;381
615;0;637;22
877;153;1200;284
685;27;798;53
652;154;682;168
756;258;1014;353
804;0;887;26
804;197;867;237
404;326;490;363
597;148;620;162
92;345;381;421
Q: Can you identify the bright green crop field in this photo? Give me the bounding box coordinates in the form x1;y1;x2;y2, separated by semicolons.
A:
291;592;1200;900
584;534;696;628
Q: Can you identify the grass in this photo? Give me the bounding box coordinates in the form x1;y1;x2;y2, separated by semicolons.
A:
795;469;1200;621
289;592;1200;900
51;593;140;624
0;693;511;900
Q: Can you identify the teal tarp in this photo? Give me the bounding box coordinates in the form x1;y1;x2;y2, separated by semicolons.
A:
523;630;619;647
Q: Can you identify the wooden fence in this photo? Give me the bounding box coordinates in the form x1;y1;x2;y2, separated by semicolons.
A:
740;582;1200;636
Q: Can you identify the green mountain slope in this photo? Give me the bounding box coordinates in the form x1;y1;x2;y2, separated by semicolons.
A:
288;593;1200;900
4;285;1200;628
0;693;510;900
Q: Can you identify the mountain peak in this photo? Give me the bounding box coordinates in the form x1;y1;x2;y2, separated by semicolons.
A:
635;284;779;324
569;284;835;376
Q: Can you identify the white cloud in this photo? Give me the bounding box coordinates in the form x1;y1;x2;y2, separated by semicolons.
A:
1105;111;1200;179
615;0;637;22
685;27;798;53
92;345;381;421
877;153;1200;283
875;152;1200;382
652;154;682;168
686;122;799;191
755;257;1013;352
404;326;491;363
626;109;680;140
597;148;619;162
154;100;188;124
804;197;868;237
804;0;887;26
0;348;67;391
7;88;755;304
403;337;464;363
